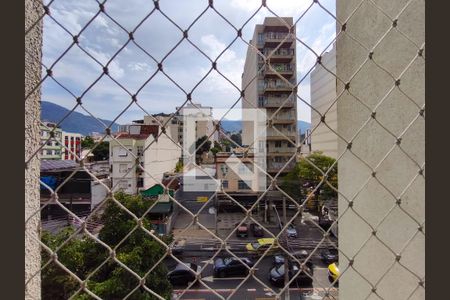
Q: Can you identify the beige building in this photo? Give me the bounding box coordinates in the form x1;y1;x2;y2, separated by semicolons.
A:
310;47;337;158
242;17;298;175
109;124;181;194
215;150;259;207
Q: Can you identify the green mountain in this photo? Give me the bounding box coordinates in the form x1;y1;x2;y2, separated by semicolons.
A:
41;101;120;136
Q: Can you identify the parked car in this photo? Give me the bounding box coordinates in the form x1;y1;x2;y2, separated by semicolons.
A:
235;223;248;238
273;250;309;265
286;224;298;238
328;262;340;282
250;223;264;237
246;238;279;254
213;257;254;278
269;260;314;287
171;239;186;256
319;215;333;230
320;249;338;264
167;262;198;286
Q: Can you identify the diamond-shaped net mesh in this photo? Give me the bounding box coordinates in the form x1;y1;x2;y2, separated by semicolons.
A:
25;0;424;299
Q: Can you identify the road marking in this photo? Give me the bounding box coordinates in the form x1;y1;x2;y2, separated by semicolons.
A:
247;288;256;292
200;276;248;283
200;260;213;265
173;289;233;293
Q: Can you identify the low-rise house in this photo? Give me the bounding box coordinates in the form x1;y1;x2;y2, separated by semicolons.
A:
109;124;181;194
40;160;110;222
215;149;261;209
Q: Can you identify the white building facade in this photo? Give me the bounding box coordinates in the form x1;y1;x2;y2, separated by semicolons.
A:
310;47;337;158
61;131;83;161
109;124;181;194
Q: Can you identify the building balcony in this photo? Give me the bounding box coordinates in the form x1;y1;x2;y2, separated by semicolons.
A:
259;96;295;108
269;114;296;124
266;129;297;139
259;49;294;62
267;147;296;154
267;161;296;172
263;83;295;93
263;32;294;47
264;64;295;77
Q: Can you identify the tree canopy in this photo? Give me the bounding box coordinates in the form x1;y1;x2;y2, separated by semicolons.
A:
281;152;338;208
41;193;172;300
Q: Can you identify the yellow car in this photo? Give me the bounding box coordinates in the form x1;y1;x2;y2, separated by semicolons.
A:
328;262;340;282
245;238;279;254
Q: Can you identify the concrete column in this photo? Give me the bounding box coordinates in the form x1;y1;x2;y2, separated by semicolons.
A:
337;0;424;299
25;0;43;299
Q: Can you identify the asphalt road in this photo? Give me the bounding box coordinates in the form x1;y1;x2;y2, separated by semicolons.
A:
166;254;338;300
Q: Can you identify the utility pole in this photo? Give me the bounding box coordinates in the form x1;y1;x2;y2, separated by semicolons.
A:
283;197;290;300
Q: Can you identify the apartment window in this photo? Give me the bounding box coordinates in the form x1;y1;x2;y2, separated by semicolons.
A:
258;95;265;107
275;141;282;148
119;164;128;173
137;146;143;156
257;79;265;89
257;32;264;43
238;164;248;174
238;180;251;190
220;164;228;176
258;140;265;152
274;156;283;163
222;180;228;189
118;148;128;157
137;177;144;188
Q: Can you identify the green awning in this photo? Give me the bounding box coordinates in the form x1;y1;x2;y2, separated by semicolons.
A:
149;202;172;214
140;184;174;197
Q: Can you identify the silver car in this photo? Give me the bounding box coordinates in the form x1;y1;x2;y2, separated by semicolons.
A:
286;224;298;238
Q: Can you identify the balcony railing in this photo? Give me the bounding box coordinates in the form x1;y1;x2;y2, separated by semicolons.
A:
267;161;296;171
266;128;296;137
260;96;295;108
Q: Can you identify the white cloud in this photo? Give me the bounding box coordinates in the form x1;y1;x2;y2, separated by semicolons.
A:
128;62;150;71
231;0;312;15
297;21;336;76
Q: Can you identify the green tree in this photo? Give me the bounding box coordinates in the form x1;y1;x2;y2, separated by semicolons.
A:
41;193;172;300
81;136;95;149
92;141;109;161
210;141;223;156
175;160;183;173
195;135;211;164
281;152;338;209
230;133;242;146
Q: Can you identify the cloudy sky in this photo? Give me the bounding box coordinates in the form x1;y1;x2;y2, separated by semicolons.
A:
42;0;336;124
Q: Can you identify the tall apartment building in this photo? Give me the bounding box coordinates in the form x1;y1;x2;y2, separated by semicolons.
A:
176;103;219;148
40;122;63;160
62;131;82;161
310;47;337;158
242;17;298;174
109;124;181;194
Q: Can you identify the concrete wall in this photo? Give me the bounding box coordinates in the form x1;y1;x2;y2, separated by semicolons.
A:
25;0;42;299
144;132;181;188
310;47;338;158
337;0;424;299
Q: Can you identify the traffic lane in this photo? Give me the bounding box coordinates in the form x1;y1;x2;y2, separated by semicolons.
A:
173;287;337;300
165;255;334;293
